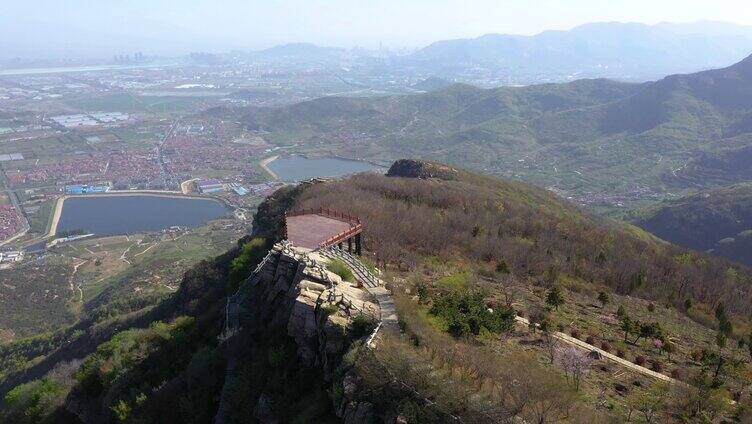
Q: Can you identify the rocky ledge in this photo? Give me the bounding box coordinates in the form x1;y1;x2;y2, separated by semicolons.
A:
218;241;382;423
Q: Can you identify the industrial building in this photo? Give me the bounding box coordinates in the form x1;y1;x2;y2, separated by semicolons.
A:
0;251;23;263
51;114;99;128
228;183;249;196
197;179;224;194
65;184;111;194
0;153;23;162
51;112;129;128
90;112;129;123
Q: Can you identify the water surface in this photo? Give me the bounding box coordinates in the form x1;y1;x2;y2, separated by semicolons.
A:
267;155;380;182
56;195;229;236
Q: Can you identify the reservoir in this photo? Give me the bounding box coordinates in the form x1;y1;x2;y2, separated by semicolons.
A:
55;195;230;236
265;155;381;182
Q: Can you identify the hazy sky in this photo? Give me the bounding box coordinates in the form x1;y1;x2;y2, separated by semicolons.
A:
2;0;752;59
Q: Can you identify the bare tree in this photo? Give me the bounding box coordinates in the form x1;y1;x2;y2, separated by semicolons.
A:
498;274;520;308
540;318;558;364
556;346;593;390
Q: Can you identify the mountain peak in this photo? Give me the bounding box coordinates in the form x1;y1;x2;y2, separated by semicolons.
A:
386;159;460;180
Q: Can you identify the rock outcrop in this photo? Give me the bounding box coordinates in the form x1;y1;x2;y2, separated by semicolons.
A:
386;159;459;181
216;241;381;423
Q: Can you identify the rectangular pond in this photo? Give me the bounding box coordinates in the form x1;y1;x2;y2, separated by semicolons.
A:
54;195;231;236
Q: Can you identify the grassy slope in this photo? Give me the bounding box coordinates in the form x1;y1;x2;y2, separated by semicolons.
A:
5;161;752;422
0;237;244;422
0;223;240;345
295;163;751;315
290;162;752;419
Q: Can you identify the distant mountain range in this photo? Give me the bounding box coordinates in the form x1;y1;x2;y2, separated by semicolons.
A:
408;21;752;82
246;21;752;84
236;53;752;200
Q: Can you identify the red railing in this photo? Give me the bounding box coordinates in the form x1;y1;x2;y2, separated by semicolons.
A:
319;223;362;248
285;207;361;225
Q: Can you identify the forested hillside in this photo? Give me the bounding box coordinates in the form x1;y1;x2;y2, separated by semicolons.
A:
288;161;752;421
636;183;752;266
236;54;752;203
294;160;752;315
3;160;752;422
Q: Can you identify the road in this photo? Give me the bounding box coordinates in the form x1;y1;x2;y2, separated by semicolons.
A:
259;155;280;180
156;120;178;180
68;260;87;303
0;166;31;247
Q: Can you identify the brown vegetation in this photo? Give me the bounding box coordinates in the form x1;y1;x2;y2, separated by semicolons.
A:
375;292;605;423
273;163;752;420
293;170;752;317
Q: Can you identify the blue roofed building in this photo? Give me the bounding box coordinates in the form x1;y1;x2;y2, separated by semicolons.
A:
197;179;224;194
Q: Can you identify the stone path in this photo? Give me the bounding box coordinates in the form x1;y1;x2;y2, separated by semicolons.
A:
321;247;680;385
321;247;399;330
515;316;678;384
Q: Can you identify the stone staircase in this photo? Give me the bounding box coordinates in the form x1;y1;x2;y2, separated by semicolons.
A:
320;247;398;330
320;247;378;288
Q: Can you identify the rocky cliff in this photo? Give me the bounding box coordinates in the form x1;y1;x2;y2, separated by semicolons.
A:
216;241;381;423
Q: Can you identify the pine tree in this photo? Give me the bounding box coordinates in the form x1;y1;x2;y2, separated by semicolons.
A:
546;286;564;310
597;291;610;307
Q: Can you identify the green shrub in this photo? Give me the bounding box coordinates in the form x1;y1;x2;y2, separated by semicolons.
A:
495;260;510;274
112;399;131;423
327;259;354;282
74;316;195;396
268;345;287;368
229;237;269;289
436;272;469;289
350;314;378;339
3;378;66;423
546;286;565;310
399;399;422;423
415;281;429;303
429;291;514;337
322;304;339;316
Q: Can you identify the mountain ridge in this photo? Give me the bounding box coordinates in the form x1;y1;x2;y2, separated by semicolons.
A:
635;182;752;266
4;160;752;422
234;54;752;202
236;22;752;83
409;21;752;81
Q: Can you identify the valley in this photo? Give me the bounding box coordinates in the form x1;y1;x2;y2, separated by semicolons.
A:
635;183;752;266
232;54;752;214
0;218;243;344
